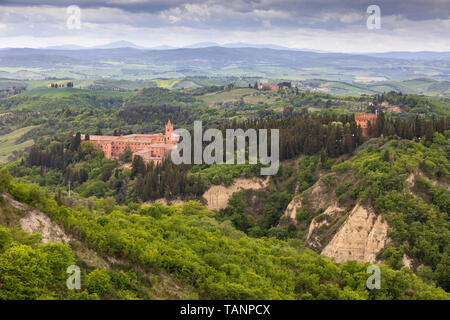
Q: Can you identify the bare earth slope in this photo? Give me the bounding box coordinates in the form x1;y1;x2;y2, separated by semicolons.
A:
203;177;269;210
284;172;390;264
321;202;389;263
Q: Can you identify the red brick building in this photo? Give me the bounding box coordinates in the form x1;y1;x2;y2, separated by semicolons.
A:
387;106;402;113
354;113;377;137
257;83;280;90
257;81;291;91
81;120;177;165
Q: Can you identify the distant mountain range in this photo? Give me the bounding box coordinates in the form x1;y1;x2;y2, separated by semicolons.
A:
44;44;86;50
366;51;450;60
181;42;319;51
40;40;305;51
0;43;449;82
38;40;448;58
43;41;145;50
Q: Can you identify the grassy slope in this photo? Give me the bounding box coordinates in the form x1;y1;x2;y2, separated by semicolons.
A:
2;77;449;97
20;88;132;99
0;126;37;163
199;88;254;106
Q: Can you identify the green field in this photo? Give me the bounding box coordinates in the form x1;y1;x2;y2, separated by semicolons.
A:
200;88;255;106
20;88;133;98
152;78;182;88
243;91;281;104
2;76;449;98
0;126;38;163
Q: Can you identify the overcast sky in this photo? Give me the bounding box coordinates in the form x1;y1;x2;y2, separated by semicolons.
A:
0;0;449;52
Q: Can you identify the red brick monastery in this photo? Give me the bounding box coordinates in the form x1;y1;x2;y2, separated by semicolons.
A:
81;120;177;165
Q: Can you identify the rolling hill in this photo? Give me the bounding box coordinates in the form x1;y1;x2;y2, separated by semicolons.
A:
0;47;449;82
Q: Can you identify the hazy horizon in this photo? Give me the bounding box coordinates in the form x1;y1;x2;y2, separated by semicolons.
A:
3;40;450;55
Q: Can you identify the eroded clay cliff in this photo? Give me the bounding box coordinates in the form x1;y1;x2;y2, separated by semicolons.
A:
203;177;269;210
321;202;389;263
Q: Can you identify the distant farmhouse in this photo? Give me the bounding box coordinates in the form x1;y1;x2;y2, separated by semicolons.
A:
369;100;402;114
49;82;74;88
0;87;25;97
82;120;178;165
257;81;291;91
257;83;280;90
387;106;402;113
381;100;402;113
381;100;390;107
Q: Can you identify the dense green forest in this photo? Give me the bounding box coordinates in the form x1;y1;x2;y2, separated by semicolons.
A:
11;110;449;204
0;85;449;300
0;168;448;300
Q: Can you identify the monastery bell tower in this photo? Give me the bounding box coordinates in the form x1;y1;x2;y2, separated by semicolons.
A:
165;120;173;145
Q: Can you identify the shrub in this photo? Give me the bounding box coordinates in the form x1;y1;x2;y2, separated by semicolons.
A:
11;183;31;203
335;180;352;198
331;160;352;173
0;168;12;192
86;269;112;297
296;208;310;223
321;158;335;170
110;270;131;290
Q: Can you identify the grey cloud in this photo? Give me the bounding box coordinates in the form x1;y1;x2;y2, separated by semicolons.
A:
0;0;448;51
1;0;449;20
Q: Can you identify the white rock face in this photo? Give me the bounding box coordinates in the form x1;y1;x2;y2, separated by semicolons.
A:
2;193;72;244
306;205;345;248
402;254;413;268
202;177;268;211
19;209;73;244
284;196;303;222
284;177;340;224
321;202;389;263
